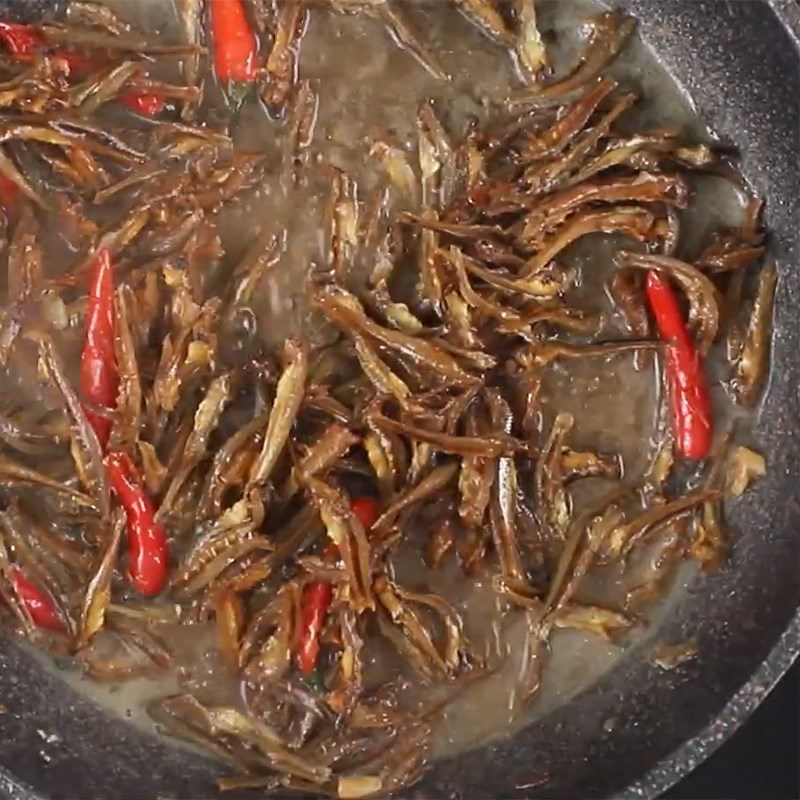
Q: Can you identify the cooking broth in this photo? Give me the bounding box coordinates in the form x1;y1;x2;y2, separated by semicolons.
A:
0;0;769;793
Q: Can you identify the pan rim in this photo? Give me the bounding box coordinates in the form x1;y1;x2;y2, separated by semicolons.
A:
620;612;799;799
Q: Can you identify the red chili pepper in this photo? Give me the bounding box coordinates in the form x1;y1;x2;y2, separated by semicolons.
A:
56;50;96;75
80;248;118;450
350;497;380;530
294;497;379;674
8;568;63;632
120;90;166;117
296;580;333;675
0;21;40;57
105;451;169;597
209;0;258;103
0;173;18;209
0;21;78;72
645;271;712;460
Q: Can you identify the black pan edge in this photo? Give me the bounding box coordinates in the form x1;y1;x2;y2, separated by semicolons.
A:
623;613;800;799
769;0;800;46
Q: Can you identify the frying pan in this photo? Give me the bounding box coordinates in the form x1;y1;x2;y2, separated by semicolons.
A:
0;1;797;798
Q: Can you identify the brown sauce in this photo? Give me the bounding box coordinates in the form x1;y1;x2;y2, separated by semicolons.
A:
3;0;765;789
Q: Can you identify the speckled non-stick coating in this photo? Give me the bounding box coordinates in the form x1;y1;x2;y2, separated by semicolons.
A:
0;1;797;798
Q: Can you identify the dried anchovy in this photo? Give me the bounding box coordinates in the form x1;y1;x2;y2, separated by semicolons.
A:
732;262;776;405
247;340;308;488
33;334;110;518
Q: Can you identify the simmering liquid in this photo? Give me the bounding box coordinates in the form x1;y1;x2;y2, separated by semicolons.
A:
22;0;753;765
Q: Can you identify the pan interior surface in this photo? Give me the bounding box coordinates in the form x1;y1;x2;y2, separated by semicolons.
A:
0;1;797;799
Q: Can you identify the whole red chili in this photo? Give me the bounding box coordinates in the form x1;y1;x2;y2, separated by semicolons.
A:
120;90;167;117
0;173;18;209
294;496;380;674
105;451;169;597
209;0;258;103
296;580;333;675
645;270;712;460
81;248;118;450
8;568;63;632
0;20;40;57
350;496;380;530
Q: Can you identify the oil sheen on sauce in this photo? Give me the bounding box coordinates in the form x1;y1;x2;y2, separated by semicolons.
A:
28;0;751;765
